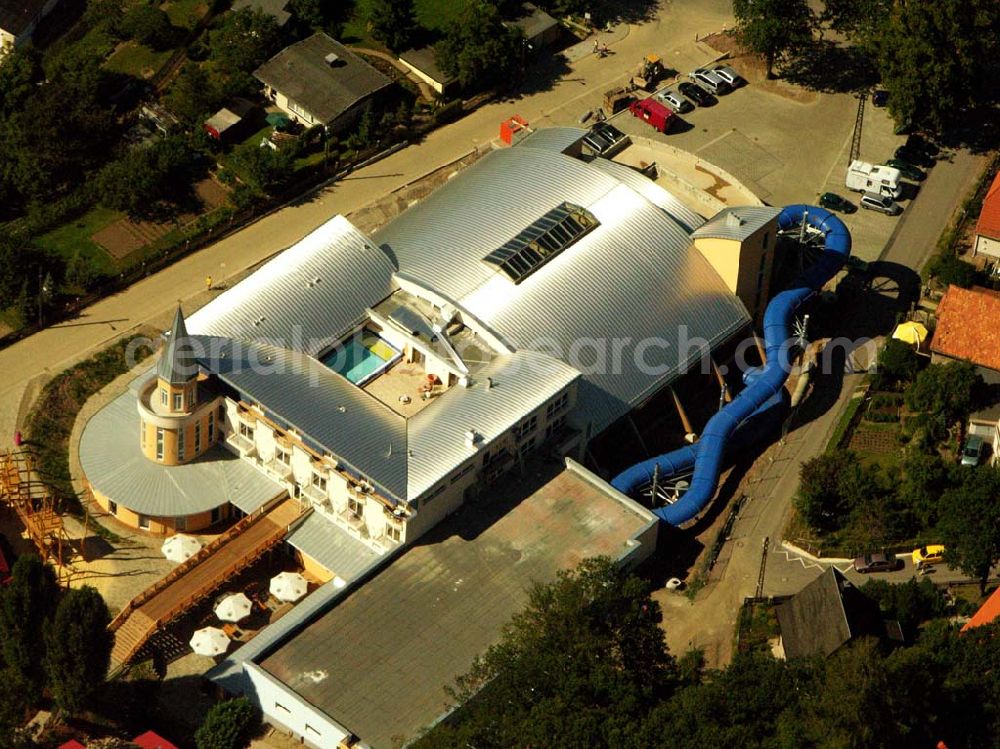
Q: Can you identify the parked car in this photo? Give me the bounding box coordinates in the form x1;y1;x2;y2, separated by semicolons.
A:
583;121;629;157
678;81;715;107
872;90;889;107
819;192;856;213
885;158;926;182
712;64;744;87
860;192;902;215
961;434;987;466
853;552;903;574
912;544;946;567
656;89;693;114
689;68;732;95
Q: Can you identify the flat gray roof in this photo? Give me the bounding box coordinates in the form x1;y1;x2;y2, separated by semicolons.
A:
286;510;382;582
79;388;283;518
259;461;655;749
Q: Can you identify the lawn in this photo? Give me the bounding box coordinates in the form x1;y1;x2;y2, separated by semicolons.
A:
35;206;121;277
163;0;208;30
104;40;173;79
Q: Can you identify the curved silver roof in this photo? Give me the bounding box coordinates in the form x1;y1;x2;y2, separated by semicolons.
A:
587;156;706;233
374;146;750;430
187;216;396;356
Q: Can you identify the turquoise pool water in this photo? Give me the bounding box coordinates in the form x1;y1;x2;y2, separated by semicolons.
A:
322;334;397;385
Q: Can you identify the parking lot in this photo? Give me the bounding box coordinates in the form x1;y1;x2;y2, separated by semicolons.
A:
584;54;920;262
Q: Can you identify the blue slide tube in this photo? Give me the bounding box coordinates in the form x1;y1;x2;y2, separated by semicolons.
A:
611;205;851;525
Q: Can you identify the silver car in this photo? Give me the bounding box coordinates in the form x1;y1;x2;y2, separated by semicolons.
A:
656;89;693;114
860;192;902;215
689;68;732;95
713;65;743;87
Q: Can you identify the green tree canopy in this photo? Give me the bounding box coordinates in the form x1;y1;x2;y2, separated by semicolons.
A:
938;466;1000;593
368;0;420;53
877;338;920;388
164;62;224;124
210;8;282;75
96;135;202;218
877;0;1000;131
417;557;677;749
928;252;978;289
795;449;880;532
732;0;814;78
120;5;175;49
0;47;41;117
904;360;981;427
43;586;113;714
230;142;293;193
195;697;260;749
435;2;525;91
0;554;59;702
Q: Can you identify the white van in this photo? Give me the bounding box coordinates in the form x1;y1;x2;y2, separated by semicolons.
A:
846;160;903;199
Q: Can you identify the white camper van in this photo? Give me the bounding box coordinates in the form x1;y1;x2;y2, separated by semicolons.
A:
845;160;903;199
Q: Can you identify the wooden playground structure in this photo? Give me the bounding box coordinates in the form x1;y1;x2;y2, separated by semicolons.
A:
0;448;71;579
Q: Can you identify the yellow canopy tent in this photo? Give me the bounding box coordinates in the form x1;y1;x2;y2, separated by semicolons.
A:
892;321;928;348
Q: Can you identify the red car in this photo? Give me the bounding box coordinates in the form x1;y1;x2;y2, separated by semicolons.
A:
628;97;674;133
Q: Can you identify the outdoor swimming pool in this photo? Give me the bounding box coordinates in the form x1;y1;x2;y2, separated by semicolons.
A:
322;332;400;385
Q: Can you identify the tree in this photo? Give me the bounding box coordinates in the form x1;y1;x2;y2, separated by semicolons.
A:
795;450;879;532
120;5;174;49
938;467;1000;593
209;8;282;75
164;63;223;124
195;697;259;749
43;586;113;714
732;0;814;79
928;252;978;289
899;452;952;527
820;0;891;47
877;0;1000;131
368;0;419;53
418;558;677;749
904;360;981;427
96;135;201;218
230;143;293;193
0;47;41;117
0;554;59;702
861;577;946;637
876;338;919;388
435;2;525;91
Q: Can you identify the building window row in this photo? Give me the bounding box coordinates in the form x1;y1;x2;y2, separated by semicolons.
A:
178;426;185;460
545;414;567;441
514;414;538;441
546;392;569;419
155;427;164;461
423;484;447;505
348;495;364;519
450;464;474;485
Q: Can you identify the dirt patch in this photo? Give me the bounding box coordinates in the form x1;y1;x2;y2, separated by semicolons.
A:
92;178;230;260
701;32;819;104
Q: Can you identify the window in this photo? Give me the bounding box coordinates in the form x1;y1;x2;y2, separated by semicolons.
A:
277;448;291;466
546;392;569;419
423;484;446;505
519;436;537;457
386;523;402;542
275;702;290;713
348;496;364;518
208;412;215;442
450;464;474;484
545;414;567;440
483;203;599;283
177;427;185;460
515;414;538;441
173;392;183;411
286;98;309;120
239;421;253;440
194;422;201;452
312;472;327;491
762;231;769;249
109;500;118;516
138;515;150;529
305;725;321;737
160;388;167;406
155;428;164;460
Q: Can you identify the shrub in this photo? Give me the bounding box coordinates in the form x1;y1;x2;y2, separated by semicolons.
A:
195;697;259;749
433;99;464;125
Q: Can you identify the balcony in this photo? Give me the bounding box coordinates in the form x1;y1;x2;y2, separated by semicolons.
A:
302;482;328;505
227;433;257;458
264;457;293;482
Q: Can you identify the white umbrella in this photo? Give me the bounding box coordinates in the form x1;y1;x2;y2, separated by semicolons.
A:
270;571;309;602
214;592;253;623
161;534;202;563
189;626;230;656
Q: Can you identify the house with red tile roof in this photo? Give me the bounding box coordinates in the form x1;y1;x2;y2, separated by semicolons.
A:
132;731;180;749
961;586;1000;632
931;285;1000;374
974;172;1000;260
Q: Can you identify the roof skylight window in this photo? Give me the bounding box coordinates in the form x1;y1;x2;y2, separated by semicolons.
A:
483;202;599;283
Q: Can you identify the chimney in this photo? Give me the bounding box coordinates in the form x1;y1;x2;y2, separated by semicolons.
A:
465;430;479;449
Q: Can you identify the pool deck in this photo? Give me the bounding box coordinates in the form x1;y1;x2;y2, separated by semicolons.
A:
362;360;446;417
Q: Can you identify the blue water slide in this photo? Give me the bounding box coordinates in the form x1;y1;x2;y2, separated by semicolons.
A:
611;205;851;526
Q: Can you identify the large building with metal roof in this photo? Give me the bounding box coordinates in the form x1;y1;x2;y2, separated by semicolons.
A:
78;126;785;748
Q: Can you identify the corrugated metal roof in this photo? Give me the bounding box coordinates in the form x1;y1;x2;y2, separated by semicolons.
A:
407;350;579;497
187;216;396;357
194;336;410;501
286;510;382;581
79;389;282;517
515;126;588;154
690;205;780;242
587;156;706;233
375;147;751;432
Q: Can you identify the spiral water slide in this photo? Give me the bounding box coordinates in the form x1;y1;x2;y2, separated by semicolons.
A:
611;205;852;525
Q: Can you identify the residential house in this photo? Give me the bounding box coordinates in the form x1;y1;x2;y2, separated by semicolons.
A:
962;586;1000;632
0;0;60;51
231;0;291;27
930;285;1000;381
254;33;393;132
506;2;561;51
973;172;1000;260
776;568;898;659
398;46;457;96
